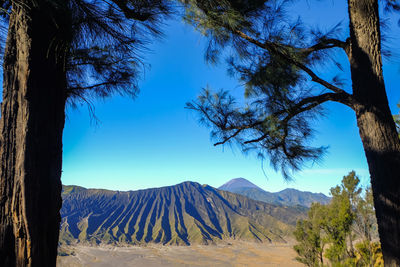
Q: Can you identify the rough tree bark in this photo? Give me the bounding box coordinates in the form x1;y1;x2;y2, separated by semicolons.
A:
0;1;69;266
348;0;400;265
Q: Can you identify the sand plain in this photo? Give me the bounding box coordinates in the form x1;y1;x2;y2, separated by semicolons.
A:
57;242;302;267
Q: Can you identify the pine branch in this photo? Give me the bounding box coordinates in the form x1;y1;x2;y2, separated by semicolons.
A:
301;38;349;55
187;101;263;132
232;29;353;98
197;92;354;147
111;0;170;22
68;81;117;91
214;129;243;146
111;0;154;21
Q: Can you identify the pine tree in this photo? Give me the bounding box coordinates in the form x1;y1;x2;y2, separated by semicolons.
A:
293;203;325;266
0;0;170;266
323;184;354;263
183;0;400;264
293;171;383;266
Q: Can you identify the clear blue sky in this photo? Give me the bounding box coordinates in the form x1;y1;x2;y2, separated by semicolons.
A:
61;1;400;195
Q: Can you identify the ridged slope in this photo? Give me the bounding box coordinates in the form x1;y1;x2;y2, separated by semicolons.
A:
60;182;306;246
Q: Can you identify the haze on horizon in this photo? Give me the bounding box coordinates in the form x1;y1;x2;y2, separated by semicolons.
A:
61;1;400;196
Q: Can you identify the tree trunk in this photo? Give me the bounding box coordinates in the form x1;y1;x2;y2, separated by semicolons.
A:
0;1;69;266
348;0;400;265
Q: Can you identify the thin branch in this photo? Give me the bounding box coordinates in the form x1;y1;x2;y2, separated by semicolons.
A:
196;103;226;129
68;81;116;91
301;38;348;55
277;92;356;115
214;129;242;146
187;101;265;132
244;132;268;144
213;92;356;146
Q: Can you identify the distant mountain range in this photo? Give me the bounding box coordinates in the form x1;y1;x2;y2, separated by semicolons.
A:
219;178;330;208
60;182;306;246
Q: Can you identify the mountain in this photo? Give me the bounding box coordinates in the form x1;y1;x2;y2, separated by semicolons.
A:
218;178;330;208
219;178;262;191
274;188;331;207
60;182;306;246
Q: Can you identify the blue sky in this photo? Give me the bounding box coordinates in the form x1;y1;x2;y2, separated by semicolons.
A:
61;1;400;195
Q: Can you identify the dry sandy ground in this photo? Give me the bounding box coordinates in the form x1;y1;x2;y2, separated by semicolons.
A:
57;242;302;267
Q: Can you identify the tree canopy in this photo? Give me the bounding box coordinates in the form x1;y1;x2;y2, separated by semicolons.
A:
184;0;399;178
0;0;172;105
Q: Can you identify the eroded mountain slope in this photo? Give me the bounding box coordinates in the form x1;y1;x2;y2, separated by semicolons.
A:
60;182;305;245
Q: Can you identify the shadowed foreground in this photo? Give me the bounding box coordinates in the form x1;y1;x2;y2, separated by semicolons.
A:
57;242;302;267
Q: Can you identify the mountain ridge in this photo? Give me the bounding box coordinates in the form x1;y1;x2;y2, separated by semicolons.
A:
218;178;330;208
60;181;306;246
